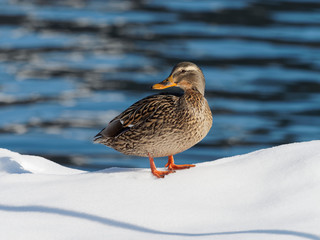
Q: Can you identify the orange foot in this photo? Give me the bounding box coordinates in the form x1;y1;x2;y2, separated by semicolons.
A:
165;155;196;170
148;153;175;178
151;168;175;178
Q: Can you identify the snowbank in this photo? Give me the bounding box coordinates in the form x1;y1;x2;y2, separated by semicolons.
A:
0;141;320;240
0;148;83;175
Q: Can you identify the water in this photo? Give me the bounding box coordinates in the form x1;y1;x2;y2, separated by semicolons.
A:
0;0;319;170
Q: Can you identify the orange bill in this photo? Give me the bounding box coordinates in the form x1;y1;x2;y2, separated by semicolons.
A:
152;75;177;89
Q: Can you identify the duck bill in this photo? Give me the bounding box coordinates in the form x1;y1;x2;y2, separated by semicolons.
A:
152;75;177;89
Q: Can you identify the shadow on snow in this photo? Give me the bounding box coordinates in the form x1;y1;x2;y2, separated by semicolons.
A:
0;204;319;240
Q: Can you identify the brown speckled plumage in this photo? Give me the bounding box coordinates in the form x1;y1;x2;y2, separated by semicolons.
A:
94;62;212;177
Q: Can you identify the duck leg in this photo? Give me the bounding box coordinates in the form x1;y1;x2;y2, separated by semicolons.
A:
165;155;196;170
148;153;175;178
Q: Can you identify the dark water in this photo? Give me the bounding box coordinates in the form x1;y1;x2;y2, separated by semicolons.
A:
0;0;319;170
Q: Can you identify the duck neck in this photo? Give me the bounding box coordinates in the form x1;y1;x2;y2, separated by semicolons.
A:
181;88;204;109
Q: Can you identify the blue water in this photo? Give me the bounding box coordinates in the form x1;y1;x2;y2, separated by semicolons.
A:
0;0;319;170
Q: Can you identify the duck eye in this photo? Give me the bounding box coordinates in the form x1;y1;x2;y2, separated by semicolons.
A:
181;69;186;73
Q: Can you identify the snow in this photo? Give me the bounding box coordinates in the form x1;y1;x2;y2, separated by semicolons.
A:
0;149;83;175
0;141;320;240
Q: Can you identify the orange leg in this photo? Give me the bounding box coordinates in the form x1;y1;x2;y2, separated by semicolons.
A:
148;153;175;178
165;155;196;170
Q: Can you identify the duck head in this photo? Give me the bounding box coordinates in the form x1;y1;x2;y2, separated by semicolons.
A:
152;62;206;95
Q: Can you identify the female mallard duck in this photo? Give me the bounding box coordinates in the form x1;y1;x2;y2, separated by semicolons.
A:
94;62;212;178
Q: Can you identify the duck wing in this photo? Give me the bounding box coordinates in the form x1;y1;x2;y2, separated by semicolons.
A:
94;93;179;140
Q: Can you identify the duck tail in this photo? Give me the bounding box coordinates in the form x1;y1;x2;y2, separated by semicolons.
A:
93;132;106;144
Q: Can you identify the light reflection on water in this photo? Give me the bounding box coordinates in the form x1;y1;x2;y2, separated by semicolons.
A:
0;0;319;170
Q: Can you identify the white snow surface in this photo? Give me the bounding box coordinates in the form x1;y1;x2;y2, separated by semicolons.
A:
0;141;320;240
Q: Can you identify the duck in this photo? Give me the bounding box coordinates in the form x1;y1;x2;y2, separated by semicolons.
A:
94;62;213;178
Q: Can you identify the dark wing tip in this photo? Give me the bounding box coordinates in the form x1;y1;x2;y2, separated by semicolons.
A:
94;119;129;142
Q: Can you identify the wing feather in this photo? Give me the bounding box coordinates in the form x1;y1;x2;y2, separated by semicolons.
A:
95;93;179;139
